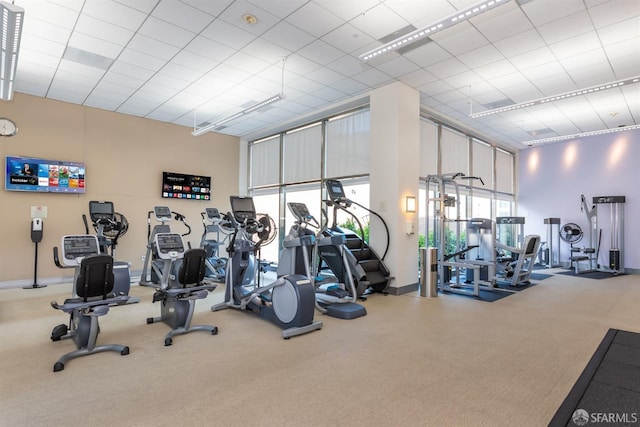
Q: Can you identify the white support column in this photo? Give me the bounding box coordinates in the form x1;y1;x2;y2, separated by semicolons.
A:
369;82;420;293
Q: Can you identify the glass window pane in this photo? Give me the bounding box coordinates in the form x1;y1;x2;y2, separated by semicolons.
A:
250;136;280;187
326;110;370;178
283;124;322;183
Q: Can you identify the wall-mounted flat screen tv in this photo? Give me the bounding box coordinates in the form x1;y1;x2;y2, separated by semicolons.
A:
162;171;210;201
5;155;85;193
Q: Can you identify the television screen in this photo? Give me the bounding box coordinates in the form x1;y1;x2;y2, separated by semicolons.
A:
5;155;85;193
162;171;210;201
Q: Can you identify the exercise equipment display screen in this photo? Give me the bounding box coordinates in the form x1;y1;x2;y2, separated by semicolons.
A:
230;196;256;222
325;179;346;201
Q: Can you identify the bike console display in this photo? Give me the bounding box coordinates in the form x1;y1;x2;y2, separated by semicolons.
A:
61;235;101;266
154;233;185;259
89;201;115;222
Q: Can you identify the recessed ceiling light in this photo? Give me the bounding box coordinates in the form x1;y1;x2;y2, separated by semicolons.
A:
243;14;258;25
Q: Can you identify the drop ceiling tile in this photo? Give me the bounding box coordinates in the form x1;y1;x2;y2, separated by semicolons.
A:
296;40;345;64
531;73;579;96
330;77;369;96
566;63;616;88
310;0;379;21
74;14;134;47
286;1;344;38
223;51;271;75
171;50;219;74
521;0;586;26
520;61;567;82
432;23;490;56
322;23;375;55
117;48;166;73
399;69;439;87
536;10;595;45
589;0;640;28
107;61;155;85
509;46;556;71
470;3;534;42
326;54;368;76
83;0;147;31
349;3;409;40
184;37;236;63
350;67;394;88
306;66;348;85
548;32;602;60
608;52;640;78
426;58;469;80
21;16;72;45
127;34;180;61
496;81;545;103
201;19;257;50
376;56;421;78
138;16;197;49
387;0;455;27
151;0;213;33
457;44;505;69
418;79;455;96
597;16;640;46
260;21;315;52
403;42;453;68
473;59;519;81
18;50;61;69
492;29;546;58
240;39;292;64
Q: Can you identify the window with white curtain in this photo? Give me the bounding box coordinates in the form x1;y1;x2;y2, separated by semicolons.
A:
472;139;493;190
283;123;322;183
420;119;438;176
250;136;280;187
495;148;514;193
325;109;370;178
440;127;469;175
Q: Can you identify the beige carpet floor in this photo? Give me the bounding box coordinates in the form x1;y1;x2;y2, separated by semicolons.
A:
0;270;638;427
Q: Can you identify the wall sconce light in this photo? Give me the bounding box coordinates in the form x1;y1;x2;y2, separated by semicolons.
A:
405;196;416;213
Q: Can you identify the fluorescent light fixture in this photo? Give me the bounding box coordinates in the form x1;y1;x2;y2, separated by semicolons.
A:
523;124;640;146
192;94;283;136
0;1;25;101
359;0;508;62
472;76;640;118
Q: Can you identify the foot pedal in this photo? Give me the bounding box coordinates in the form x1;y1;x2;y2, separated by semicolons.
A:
51;324;68;341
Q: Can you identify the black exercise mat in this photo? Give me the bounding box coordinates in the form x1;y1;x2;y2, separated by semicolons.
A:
439;287;514;302
495;280;540;291
529;272;552;281
549;329;640;427
555;270;625;280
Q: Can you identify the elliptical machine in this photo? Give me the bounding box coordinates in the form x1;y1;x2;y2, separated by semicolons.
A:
139;206;191;288
199;207;229;282
211;196;322;339
282;202;366;320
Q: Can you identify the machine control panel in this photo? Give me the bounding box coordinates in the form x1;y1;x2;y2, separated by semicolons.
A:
154;233;185;260
61;235;101;266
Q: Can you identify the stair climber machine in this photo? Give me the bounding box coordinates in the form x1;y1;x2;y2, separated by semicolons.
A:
323;179;391;296
211;196;322;339
281;202;367;320
140;206;193;288
199;207;231;282
83;200;139;303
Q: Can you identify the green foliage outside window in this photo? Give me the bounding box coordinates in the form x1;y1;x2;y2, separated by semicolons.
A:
339;218;369;243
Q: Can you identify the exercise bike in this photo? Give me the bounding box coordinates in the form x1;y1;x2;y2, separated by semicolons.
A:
50;235;130;371
211;196;322;339
145;232;218;346
282;202;366;320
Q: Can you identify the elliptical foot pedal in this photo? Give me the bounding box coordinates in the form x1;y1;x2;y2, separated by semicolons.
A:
325;302;367;320
51;324;68;341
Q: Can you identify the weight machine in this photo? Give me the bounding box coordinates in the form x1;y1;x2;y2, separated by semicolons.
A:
540;218;561;268
422;173;496;297
578;195;625;274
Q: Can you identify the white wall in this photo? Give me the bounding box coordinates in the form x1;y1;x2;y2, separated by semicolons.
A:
518;128;639;271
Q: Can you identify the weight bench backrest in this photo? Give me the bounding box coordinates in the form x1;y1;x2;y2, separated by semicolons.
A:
524;235;540;256
177;249;207;288
75;254;115;302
